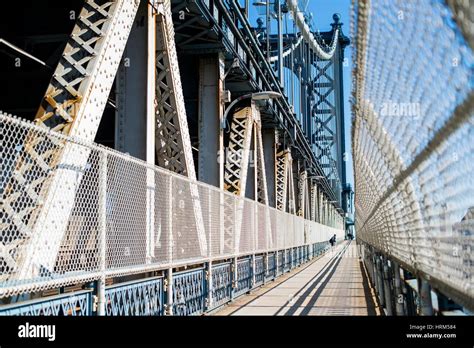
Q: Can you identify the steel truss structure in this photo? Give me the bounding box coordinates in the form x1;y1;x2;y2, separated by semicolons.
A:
154;0;207;256
0;112;344;300
278;24;349;208
0;0;349;314
275;150;296;214
223;105;272;252
1;0;140;282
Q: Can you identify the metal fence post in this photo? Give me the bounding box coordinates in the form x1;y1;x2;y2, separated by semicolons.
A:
252;202;257;287
263;253;267;284
383;258;393;316
207;189;213;310
97;152;107;316
251;254;256;288
375;255;385;306
392;261;405;316
166;176;174;316
263;207;268;283
232;200;238;299
291;247;295;269
372;254;377;292
401;271;410;315
419;278;434;316
206;261;212;310
275;250;279;277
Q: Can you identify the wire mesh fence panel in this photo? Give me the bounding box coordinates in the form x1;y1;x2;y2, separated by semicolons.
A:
269;208;278;250
0;112;344;298
275;212;288;249
294;217;305;247
205;184;223;259
222;193;236;256
56;148;101;276
352;0;474;304
172;175;208;264
239;199;255;255
287;215;296;247
106;154;148;271
0;115;103;297
152;170;172;266
256;204;270;252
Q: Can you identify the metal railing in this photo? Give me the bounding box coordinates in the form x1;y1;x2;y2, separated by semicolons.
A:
0;289;93;316
0;241;330;316
0;112;344;300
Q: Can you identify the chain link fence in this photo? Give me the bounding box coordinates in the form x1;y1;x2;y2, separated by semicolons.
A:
0;112;344;298
352;0;474;306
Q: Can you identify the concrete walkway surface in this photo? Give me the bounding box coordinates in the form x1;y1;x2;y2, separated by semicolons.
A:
213;241;381;316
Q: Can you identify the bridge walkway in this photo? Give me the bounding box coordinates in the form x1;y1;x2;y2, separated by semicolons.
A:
213;241;381;316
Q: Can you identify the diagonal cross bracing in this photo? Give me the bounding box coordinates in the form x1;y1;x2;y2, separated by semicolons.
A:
154;0;207;257
1;0;140;281
223;105;270;253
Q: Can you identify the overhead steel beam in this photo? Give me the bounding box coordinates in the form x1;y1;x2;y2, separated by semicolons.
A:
214;0;343;208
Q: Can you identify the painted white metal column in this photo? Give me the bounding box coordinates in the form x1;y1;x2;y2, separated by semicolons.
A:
97;152;108;316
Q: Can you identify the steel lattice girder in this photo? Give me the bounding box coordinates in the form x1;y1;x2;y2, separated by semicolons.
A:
275;150;289;212
223;105;271;252
287;162;296;214
1;0;140;281
280;39;342;206
224;107;254;196
223;106;253;253
155;0;194;176
297;170;310;218
313;59;337;178
310;182;318;222
255;121;270;206
255;119;273;247
154;0;208;256
275;149;297;215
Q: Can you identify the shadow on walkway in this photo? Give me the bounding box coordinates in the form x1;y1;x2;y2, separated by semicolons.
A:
214;241;380;316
